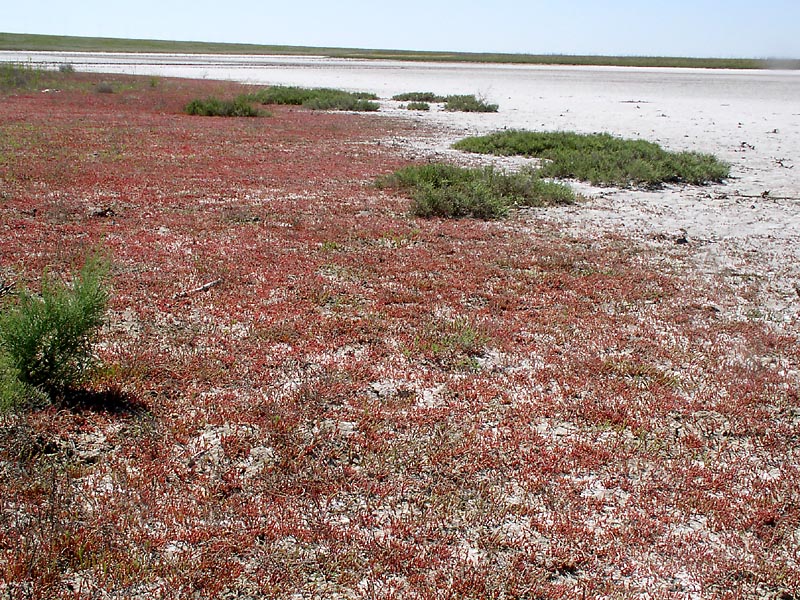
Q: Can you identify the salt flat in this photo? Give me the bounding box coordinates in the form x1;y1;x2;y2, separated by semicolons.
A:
2;53;798;597
373;64;800;327
5;52;798;324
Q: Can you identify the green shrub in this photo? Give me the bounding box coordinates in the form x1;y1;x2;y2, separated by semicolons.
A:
185;95;261;117
0;255;111;405
392;92;499;111
376;163;574;219
392;92;446;102
0;62;43;91
413;316;490;371
411;181;508;219
487;167;578;206
0;351;45;411
250;85;313;105
95;81;114;94
58;63;75;74
302;92;379;112
453;130;730;186
405;102;430;111
250;86;379;111
444;94;498;113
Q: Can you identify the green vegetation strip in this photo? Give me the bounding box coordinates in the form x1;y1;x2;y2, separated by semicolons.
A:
453;130;730;187
0;61;43;91
393;92;498;112
185;96;262;117
392;92;446;102
1;62;125;94
3;32;797;69
376;163;574;219
249;86;379;111
443;95;498;112
405;102;430;111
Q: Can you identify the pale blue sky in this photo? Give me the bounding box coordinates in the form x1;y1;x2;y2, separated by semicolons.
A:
5;0;800;58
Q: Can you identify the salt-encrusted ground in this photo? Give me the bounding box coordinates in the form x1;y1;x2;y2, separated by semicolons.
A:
378;75;800;330
1;70;798;599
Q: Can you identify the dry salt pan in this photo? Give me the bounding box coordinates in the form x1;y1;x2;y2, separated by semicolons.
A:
9;56;797;317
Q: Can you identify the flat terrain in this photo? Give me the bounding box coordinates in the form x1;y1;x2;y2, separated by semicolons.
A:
379;64;800;329
4;31;796;69
1;72;799;598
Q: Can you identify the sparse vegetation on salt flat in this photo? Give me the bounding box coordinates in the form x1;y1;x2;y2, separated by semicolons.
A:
453;130;730;187
0;71;797;599
393;91;499;112
185;95;262;117
377;163;574;218
250;85;379;111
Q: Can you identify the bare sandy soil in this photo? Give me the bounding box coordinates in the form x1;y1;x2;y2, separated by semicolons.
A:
379;73;800;331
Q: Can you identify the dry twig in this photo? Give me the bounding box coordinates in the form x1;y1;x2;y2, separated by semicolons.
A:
173;278;223;299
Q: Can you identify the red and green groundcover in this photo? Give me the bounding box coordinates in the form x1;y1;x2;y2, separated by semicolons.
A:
1;73;798;598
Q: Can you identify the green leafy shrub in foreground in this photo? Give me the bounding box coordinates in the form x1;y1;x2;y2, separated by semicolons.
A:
377;163;574;219
0;352;45;411
185;95;261;117
0;255;110;408
251;86;379;111
453;130;729;186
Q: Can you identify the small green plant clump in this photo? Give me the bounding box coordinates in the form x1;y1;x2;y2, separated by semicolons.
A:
303;92;379;111
413;316;490;371
392;92;446;102
443;94;499;113
95;81;115;94
250;86;379;111
405;102;430;111
453;130;730;186
393;92;499;112
377;163;574;219
0;255;111;409
185;95;261;117
249;85;315;105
